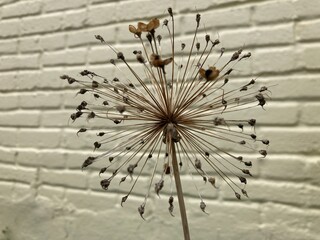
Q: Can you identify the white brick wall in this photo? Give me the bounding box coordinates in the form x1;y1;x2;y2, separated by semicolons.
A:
0;0;320;239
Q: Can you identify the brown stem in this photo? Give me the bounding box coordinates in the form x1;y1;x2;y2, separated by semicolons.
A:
171;141;191;240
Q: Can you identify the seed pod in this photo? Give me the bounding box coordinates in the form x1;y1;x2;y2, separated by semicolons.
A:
121;195;128;207
138;204;146;220
208;177;217;188
195;159;202;171
77;128;87;136
200;201;208;214
242;189;249;198
100;179;111;190
235;192;241;200
239;176;247;184
99;167;107;176
82;156;95;169
155;179;164;197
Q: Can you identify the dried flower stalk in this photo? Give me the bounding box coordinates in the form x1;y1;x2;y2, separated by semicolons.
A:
61;7;270;240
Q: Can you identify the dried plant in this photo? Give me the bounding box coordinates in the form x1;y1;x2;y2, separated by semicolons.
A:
61;8;270;240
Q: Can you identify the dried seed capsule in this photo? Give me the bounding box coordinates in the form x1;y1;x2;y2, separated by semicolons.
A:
93;141;101;150
248;119;256;126
168;196;174;216
262;139;270;145
259;150;267;157
242;189;249;198
99;167;107;176
239;176;247;184
196;13;201;27
121;195;128;206
244;161;252;167
200;201;207;214
117;52;125;60
155;179;164;197
92;81;99;88
82;156;95;169
235;192;241;200
100;179;110;190
138;204;146;220
242;169;252;176
119;176;126;185
208;177;217;188
77;128;87;136
195;159;202;171
95;35;104;42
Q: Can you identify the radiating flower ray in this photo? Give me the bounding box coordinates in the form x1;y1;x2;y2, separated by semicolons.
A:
61;7;270;221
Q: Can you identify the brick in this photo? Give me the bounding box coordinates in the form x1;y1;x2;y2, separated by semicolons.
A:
65;151;92;169
38;185;65;199
64;9;88;30
260;127;320;154
37;69;64;89
87;4;117;26
0;93;19;110
115;0;172;21
180;6;250;34
295;0;320;18
0;110;40;127
1;1;41;19
19;36;41;53
17;129;61;148
66;26;116;47
41;110;71;127
221;23;294;49
19;92;62;109
0;181;14;197
300;103;320;125
0;128;18;148
0;39;18;54
252;47;297;74
0;0;16;6
40;33;66;51
40;168;87;189
189;202;260;239
0;163;36;183
0;19;20;37
42;49;87;66
252;0;296;24
300;45;320;70
305;158;320;186
176;0;219;12
0;73;17;91
260;75;320;100
60;129;99;150
21;14;63;35
16;149;66;168
297;19;320;41
43;0;87;12
224;179;309;206
88;46;115;64
261;203;320;240
65;188;117;211
0;54;39;71
224;101;299;126
0;147;15;164
12;182;33;199
259;155;308;181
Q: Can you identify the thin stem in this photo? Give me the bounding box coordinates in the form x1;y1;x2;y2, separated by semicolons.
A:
171;140;191;240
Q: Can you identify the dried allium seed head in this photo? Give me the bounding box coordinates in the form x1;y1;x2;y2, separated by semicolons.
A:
63;8;271;220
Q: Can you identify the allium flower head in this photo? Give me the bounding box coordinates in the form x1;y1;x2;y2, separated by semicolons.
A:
61;8;270;219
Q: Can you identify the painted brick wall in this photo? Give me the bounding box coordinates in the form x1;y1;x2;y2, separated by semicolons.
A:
1;0;320;239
